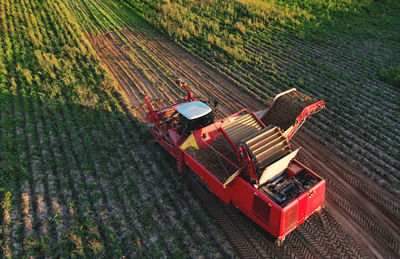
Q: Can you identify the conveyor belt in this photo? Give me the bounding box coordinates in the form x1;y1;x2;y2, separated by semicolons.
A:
242;126;290;167
222;114;263;145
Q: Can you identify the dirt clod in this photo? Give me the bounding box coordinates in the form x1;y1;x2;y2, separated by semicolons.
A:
261;90;318;130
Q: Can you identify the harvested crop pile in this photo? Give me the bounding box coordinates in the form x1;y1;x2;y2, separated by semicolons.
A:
186;136;239;182
261;90;318;130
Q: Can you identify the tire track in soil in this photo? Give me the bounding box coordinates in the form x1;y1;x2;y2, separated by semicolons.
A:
86;27;400;258
89;31;178;113
184;171;274;259
292;129;400;258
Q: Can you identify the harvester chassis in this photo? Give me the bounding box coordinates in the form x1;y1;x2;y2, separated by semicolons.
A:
143;82;326;244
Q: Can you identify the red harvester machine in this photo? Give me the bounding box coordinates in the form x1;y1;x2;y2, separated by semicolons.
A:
143;80;326;245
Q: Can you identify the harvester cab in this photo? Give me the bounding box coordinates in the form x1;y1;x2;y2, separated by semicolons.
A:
142;80;198;127
176;101;214;135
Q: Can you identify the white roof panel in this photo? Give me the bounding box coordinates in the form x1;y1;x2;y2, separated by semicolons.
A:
177;101;212;120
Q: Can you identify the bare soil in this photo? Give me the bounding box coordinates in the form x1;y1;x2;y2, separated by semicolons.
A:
293;128;400;257
87;27;259;119
261;90;318;130
88;27;400;258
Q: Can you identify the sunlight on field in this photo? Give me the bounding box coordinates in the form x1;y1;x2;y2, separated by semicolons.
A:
1;0;399;257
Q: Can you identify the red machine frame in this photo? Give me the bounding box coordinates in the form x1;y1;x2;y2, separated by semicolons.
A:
143;83;326;244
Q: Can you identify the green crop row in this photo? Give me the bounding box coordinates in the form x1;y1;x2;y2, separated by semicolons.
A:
378;66;400;88
122;0;399;64
0;0;130;256
0;0;233;257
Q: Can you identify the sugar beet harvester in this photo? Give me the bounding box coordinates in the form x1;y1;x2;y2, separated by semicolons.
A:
143;80;326;245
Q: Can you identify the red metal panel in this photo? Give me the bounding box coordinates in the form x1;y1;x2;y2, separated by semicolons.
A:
182;148;285;237
182;147;326;239
191;111;242;148
280;200;299;237
287;100;325;140
230;179;282;237
252;194;271;223
182;148;325;239
293;160;326;217
296;192;308;225
306;180;326;216
167;128;181;146
183;151;231;203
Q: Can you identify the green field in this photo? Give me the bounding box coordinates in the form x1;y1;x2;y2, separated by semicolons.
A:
0;0;233;257
127;0;399;64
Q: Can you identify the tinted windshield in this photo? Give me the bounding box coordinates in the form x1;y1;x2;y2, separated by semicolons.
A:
180;111;214;135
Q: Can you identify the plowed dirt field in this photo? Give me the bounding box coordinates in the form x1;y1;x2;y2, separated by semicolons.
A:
87;26;400;258
87;28;259;118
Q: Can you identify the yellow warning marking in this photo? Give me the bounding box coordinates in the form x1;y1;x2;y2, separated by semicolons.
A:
180;134;199;150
